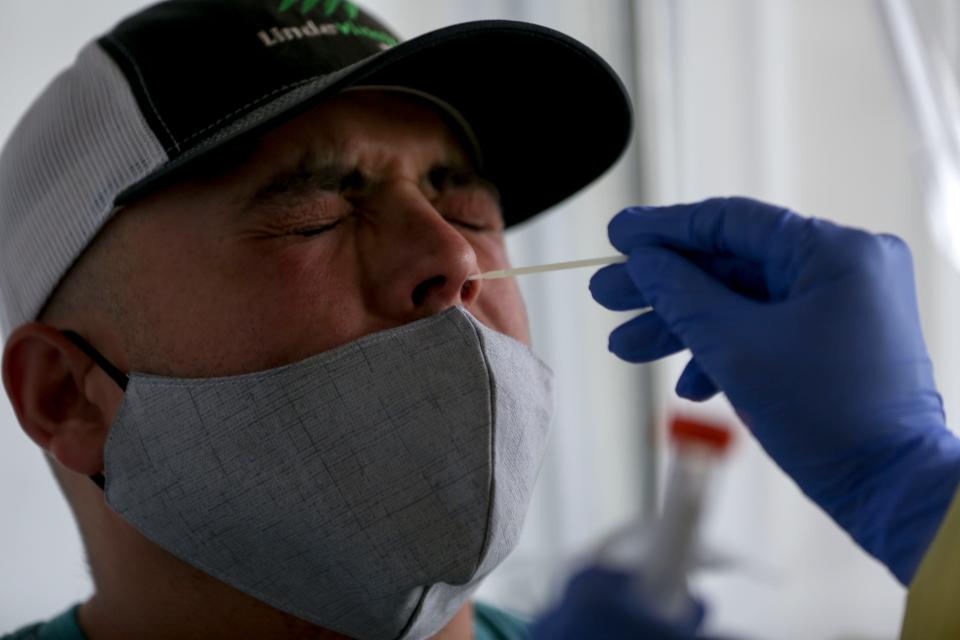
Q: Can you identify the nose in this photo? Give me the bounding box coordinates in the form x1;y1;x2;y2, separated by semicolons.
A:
361;182;482;320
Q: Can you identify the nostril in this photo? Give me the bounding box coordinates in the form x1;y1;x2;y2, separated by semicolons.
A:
412;275;446;307
460;279;476;301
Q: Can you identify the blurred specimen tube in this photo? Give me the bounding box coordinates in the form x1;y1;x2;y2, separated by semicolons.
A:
636;415;733;622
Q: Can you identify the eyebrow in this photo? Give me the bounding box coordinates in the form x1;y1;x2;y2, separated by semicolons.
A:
240;148;501;217
244;152;349;213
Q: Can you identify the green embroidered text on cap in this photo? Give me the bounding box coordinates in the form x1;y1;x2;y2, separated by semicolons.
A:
278;0;359;19
264;0;396;48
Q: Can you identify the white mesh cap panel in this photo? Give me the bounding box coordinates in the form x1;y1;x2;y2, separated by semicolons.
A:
0;42;167;338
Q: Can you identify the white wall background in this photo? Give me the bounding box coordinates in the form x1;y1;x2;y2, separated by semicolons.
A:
2;1;957;639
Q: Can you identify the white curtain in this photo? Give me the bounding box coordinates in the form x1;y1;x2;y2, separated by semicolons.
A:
633;1;960;638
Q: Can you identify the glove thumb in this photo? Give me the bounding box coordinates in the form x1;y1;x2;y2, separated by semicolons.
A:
625;246;749;356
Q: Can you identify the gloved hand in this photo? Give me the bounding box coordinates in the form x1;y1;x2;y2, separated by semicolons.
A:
590;197;960;584
530;567;705;640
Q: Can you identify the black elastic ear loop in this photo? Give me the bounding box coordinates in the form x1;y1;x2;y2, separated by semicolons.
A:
61;330;129;491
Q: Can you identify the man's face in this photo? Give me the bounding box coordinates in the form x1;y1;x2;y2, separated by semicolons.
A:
106;90;528;376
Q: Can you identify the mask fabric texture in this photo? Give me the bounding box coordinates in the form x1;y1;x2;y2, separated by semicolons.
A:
101;306;553;640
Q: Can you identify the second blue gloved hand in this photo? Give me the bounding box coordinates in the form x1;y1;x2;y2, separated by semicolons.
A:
530;567;705;640
590;197;960;584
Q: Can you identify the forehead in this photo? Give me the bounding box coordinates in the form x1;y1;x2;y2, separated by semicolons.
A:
250;89;476;168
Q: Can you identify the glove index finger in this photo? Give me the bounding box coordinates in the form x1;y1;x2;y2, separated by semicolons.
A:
609;197;806;265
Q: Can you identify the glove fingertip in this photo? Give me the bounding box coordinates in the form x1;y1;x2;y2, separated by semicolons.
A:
676;381;719;402
675;359;719;401
608;313;685;363
587;264;617;299
590;264;651;311
608;334;643;363
608;206;654;252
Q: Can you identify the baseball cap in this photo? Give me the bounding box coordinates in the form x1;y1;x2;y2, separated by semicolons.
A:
0;0;633;337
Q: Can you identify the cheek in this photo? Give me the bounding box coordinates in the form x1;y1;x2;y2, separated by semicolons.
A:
468;236;530;345
222;241;373;363
132;234;372;375
469;233;509;271
477;278;529;344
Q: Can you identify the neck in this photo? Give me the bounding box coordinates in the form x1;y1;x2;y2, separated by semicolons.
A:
66;473;475;640
78;595;474;640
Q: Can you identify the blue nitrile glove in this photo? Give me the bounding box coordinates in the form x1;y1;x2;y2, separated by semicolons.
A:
530;567;706;640
590;197;960;584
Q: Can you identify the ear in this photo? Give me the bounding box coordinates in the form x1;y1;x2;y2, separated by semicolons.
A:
2;323;122;476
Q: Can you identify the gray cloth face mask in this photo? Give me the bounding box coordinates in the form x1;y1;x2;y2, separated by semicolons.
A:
70;306;553;640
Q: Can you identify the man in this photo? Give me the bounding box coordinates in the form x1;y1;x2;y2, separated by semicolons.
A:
0;1;632;638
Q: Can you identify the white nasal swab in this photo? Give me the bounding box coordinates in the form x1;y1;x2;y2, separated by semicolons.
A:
468;254;654;315
467;255;627;280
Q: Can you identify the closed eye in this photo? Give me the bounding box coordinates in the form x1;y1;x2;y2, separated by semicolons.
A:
428;164;481;192
292;218;345;236
446;218;486;232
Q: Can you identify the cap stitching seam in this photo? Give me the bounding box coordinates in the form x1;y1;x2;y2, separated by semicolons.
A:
179;75;320;146
106;37;181;153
